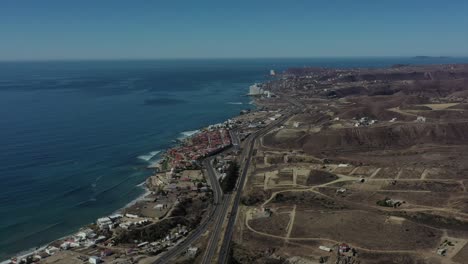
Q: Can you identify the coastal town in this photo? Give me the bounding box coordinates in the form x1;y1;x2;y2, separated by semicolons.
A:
5;84;281;264
6;63;468;264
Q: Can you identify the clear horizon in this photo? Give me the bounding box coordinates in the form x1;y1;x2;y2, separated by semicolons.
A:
1;0;467;60
2;56;468;63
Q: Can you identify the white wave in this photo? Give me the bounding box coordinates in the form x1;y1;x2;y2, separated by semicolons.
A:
227;102;243;105
178;129;200;140
138;150;161;162
148;158;163;169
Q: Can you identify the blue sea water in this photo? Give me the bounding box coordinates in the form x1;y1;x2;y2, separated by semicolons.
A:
1;57;468;259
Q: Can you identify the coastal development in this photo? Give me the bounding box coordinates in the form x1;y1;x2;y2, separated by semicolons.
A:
6;63;468;264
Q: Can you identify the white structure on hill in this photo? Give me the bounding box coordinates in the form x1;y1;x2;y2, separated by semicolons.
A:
249;83;264;95
416;116;426;123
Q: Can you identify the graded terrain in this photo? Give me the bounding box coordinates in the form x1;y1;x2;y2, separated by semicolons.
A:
232;64;468;264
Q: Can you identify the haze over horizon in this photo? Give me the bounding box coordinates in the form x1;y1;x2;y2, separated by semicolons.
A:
1;0;467;61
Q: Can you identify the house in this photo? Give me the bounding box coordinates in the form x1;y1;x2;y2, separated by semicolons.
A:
45;246;59;255
416;116;426;123
109;214;123;221
89;256;101;264
437;248;447;256
336;188;347;194
319;246;332;252
137;242;149;248
96;217;112;229
187;247;198;257
339;243;351;254
75;232;87;241
125;213;139;218
95;235;106;243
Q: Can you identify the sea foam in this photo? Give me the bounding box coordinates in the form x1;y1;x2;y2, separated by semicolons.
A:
137;150;161;162
178;129;200;140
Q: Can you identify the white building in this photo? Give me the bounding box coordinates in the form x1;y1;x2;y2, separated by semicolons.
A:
125;213;139;218
96;217;112;229
89;256;101;264
319;246;332;252
187;247;199;257
45;246;59;255
108;214;123;221
248;83;264;95
416;116;426;123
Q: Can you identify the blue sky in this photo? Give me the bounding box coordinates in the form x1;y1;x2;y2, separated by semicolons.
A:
1;0;467;60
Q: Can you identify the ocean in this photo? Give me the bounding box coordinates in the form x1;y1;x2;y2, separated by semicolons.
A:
1;57;468;260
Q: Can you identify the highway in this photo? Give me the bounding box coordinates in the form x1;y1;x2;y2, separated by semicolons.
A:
153;113;292;264
152;157;223;263
200;193;231;263
216;112;293;264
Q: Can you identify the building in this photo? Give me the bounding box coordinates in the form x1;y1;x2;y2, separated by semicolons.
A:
187;247;198;257
248;83;264;95
89;256;101;264
125;213;139;218
96;217;112;229
319;246;332;252
437;248;447;256
416;116;426;123
45;246;59;255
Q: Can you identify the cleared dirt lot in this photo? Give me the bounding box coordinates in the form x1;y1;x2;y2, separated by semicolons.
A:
235;64;468;264
269;191;347;210
290;210;442;250
453;242;468;263
248;212;290;237
305;170;338;185
381;180;464;192
398;168;425;179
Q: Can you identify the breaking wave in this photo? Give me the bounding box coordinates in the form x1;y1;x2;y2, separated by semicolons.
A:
178;129;200;140
138;150;161;162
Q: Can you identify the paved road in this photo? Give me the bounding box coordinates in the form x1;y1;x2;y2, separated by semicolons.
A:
229;129;241;149
153;112;292;264
153;129;246;263
200;130;242;263
152;157;223;263
217;112;293;264
200;192;231;263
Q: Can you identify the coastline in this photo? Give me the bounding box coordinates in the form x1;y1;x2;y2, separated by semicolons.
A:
2;104;254;263
0;183;150;264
